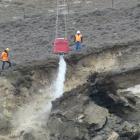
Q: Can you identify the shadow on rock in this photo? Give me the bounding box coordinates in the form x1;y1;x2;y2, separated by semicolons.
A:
48;72;140;140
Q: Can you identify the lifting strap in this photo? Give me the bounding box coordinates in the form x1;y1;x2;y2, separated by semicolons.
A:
55;0;68;39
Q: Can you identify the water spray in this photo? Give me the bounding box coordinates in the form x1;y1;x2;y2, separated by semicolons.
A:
11;55;67;139
53;55;67;99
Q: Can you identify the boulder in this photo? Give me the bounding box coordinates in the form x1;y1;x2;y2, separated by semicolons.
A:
107;131;119;140
20;129;36;140
92;135;103;140
48;83;109;140
84;102;108;128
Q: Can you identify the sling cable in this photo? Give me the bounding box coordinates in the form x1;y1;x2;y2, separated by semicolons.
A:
53;0;70;55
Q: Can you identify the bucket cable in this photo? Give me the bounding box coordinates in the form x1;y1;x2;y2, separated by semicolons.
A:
64;0;67;38
55;0;59;38
55;0;68;39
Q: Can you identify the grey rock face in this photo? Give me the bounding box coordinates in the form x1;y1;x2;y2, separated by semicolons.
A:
84;103;108;128
21;132;35;140
92;135;103;140
48;73;140;140
48;83;109;140
0;113;11;134
107;132;119;140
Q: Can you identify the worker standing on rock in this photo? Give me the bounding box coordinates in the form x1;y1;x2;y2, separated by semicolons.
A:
74;31;83;51
1;48;11;70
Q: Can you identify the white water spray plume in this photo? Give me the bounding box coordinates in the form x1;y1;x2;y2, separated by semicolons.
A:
53;55;67;98
11;55;67;138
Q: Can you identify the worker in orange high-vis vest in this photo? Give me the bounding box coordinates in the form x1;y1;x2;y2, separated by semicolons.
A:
1;48;11;70
74;30;83;51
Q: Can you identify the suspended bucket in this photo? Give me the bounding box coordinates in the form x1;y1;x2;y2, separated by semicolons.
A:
53;38;70;54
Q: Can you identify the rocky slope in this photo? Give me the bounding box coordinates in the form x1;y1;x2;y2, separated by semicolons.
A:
0;0;139;23
48;72;140;140
0;1;139;64
0;41;140;140
0;59;58;140
0;0;139;140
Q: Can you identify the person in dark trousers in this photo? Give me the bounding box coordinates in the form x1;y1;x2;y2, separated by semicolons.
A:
74;30;83;51
1;48;11;70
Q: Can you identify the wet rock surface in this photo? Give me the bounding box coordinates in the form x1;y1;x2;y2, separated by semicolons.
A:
48;72;140;140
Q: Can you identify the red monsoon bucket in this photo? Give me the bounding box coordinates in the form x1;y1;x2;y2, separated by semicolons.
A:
53;38;70;54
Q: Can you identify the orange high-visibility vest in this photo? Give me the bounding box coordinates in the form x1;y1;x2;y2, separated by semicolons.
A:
1;51;9;61
75;34;82;42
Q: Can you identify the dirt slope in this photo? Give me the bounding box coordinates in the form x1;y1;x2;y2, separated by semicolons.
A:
0;1;139;65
